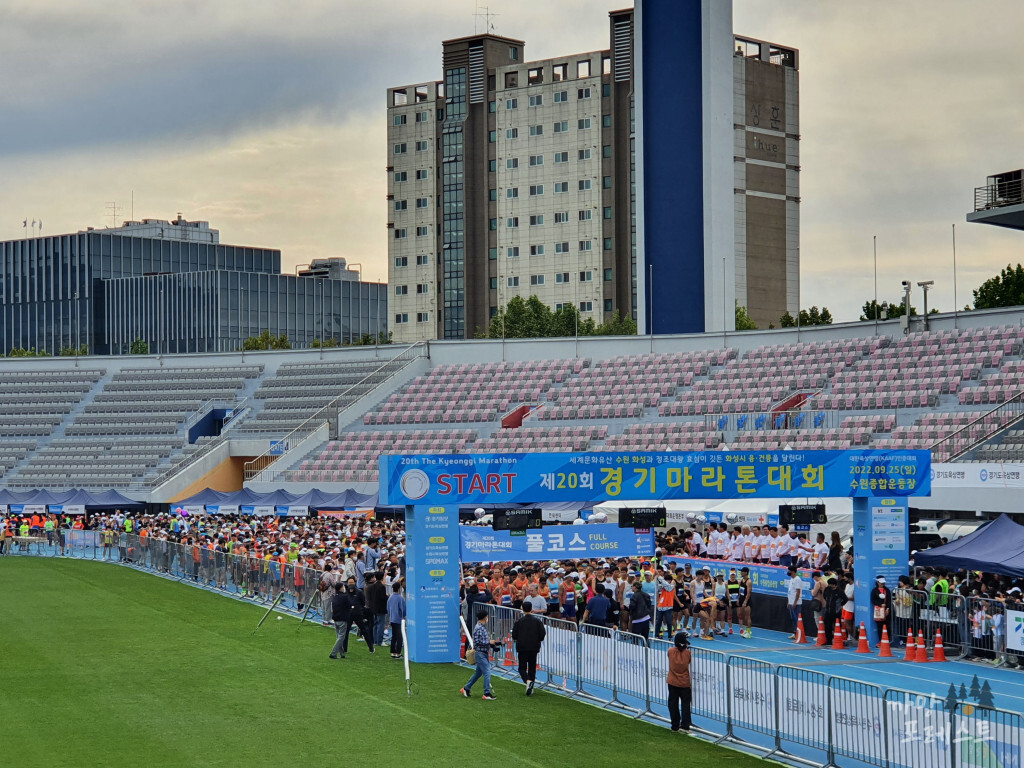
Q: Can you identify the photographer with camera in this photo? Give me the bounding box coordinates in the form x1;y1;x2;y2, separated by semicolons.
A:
666;630;693;732
460;609;499;700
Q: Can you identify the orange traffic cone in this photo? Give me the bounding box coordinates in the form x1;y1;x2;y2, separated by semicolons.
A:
503;635;516;667
856;622;871;653
904;632;916;661
815;616;828;647
878;625;894;658
915;629;930;663
795;615;809;644
831;620;845;650
933;629;947;662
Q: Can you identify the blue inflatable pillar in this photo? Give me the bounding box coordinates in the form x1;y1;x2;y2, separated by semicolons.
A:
852;497;909;646
404;504;461;663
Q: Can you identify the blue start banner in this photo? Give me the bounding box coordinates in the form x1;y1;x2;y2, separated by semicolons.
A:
459;522;655;563
380;450;932;506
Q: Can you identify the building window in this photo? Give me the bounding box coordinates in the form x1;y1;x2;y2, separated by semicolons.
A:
490;277;498;289
506;97;518;109
416;283;430;294
489;188;497;201
602;114;611;128
578;209;592;221
394;171;407;182
395;313;409;324
556;272;570;284
394;114;406;126
415;169;429;180
489;218;498;230
554;90;568;103
417;312;430;323
603;175;612;189
553;63;568;81
489;100;496;113
416;197;429;208
578;179;592;191
529;214;544;226
554;211;569;224
436;107;444;121
554;120;569;133
394;228;408;239
555;242;569;254
394;143;407;154
554;151;569;164
578;60;591;78
416;226;429;236
578;148;591;160
530;274;545;286
417;254;429;265
529;94;543;107
415;140;429;151
602;83;611;97
529;184;544;196
529;154;543;166
530;244;545;256
489;130;497;143
603;206;612;219
578;240;592;251
395;256;409;267
579;301;593;312
555;303;565;311
489;159;497;172
507;157;519;169
579;270;593;282
504;71;518;88
528;67;543;85
604;268;613;281
604;299;613;312
507;246;520;258
578;87;591;99
507;187;519;198
603;145;612;158
529;124;543;136
554;181;569;193
395;285;409;295
509;46;518;61
415;110;429;123
603;237;613;250
578;118;592;130
488;247;498;260
506;217;519;228
506;128;518;140
395;199;408;211
508;276;520;287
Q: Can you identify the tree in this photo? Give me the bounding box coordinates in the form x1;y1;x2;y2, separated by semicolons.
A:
944;683;958;713
958;683;968;701
129;337;149;355
241;330;291;351
310;337;339;348
59;343;88;356
780;306;834;327
595;310;637;336
978;680;994;709
735;303;758;331
969;674;982;701
345;331;392;347
8;347;49;357
973;263;1024;309
860;299;918;321
484;296;637;339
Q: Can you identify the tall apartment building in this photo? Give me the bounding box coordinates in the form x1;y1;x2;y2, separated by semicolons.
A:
387;5;798;341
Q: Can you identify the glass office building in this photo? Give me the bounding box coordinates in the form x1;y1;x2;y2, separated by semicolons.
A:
0;224;387;355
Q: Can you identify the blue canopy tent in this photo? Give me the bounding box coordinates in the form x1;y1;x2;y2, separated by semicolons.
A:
914;514;1024;578
170;488;380;513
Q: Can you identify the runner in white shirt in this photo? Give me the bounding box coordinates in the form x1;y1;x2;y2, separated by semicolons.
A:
812;533;830;570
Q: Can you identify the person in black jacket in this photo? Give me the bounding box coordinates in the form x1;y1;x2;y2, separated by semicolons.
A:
344;577;375;654
328;584;352;659
629;580;654;641
511;602;547;695
365;572;389;647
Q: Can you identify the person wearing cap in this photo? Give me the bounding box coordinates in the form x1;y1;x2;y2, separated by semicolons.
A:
560;573;579;623
511;600;546;695
870;575;892;645
666;630;692;732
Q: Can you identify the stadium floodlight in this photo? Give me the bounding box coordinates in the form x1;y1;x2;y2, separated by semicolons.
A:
917;281;934;330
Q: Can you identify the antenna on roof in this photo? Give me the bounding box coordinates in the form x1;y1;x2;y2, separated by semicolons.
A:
105;201;122;228
473;2;498;34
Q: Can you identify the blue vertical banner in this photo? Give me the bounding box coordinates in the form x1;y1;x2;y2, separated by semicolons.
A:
852;497;909;645
405;504;461;663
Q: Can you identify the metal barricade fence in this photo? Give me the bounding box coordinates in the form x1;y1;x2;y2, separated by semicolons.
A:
885;688;952;768
477;604;520;674
611;629;649;714
578;621;617;704
691;646;730;726
726;655;777;741
963;595;1011;663
891;589;968;658
827;676;887;768
955;702;1024;768
646;638;672;724
774;665;831;764
538;615;581;694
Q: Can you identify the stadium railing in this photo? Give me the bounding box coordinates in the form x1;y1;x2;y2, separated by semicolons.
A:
11;540;1022;768
890;588;969;659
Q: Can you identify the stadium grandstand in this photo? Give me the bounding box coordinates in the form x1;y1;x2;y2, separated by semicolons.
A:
1;307;1024;503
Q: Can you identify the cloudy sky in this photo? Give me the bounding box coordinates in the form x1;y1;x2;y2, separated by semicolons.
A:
1;0;1021;322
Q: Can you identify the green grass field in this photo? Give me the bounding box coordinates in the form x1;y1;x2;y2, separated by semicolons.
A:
1;558;769;767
